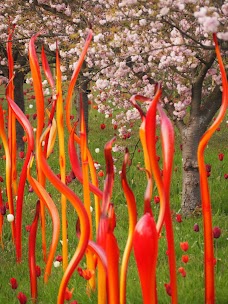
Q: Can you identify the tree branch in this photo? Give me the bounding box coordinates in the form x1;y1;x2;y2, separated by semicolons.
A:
200;85;222;127
125;56;156;84
191;51;216;117
163;16;228;51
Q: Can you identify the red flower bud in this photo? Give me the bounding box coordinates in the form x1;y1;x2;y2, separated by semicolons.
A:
213;226;221;239
64;287;74;301
164;283;172;296
19;151;25;159
180;242;189;252
218;153;224;161
25;225;31;232
36;265;41;277
181;270;186;277
28;186;34;193
0;205;6;215
178;267;185;274
193;223;199;232
98;170;104;177
175;213;182;223
10;277;18;289
181;255;189;263
77;267;94;280
55;255;63;262
205;164;211;172
154;196;160;204
17;292;27;304
100;123;106;129
66;175;72;185
32;113;37;120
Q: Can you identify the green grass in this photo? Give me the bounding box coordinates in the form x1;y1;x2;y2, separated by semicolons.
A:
0;86;228;303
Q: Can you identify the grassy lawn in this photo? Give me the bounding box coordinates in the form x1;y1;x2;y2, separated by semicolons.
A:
0;84;228;303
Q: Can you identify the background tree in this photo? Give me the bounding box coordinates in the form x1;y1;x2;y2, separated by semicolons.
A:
84;0;228;215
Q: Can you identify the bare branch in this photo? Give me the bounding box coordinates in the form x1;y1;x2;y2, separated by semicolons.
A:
191;52;216;116
200;85;222;127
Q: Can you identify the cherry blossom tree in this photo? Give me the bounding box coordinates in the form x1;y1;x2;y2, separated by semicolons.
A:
85;0;228;215
0;0;227;215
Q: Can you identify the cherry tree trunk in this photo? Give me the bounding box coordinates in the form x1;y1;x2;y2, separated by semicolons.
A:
14;71;25;151
180;118;206;216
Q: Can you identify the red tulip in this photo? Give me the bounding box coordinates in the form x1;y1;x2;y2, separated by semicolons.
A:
19;151;25;159
175;213;182;223
193;223;200;232
55;255;63;262
22;136;27;142
0;205;6;215
180;270;186;277
77;267;94;280
66;175;72;185
218;153;224;161
164;283;172;296
181;255;189;264
178;268;186;277
25;225;31;232
213;226;221;239
154;196;160;204
17;292;27;304
100;123;106;129
180;242;189;252
32;113;37;120
36;265;41;277
178;267;185;274
28;186;34;193
98;170;104;177
10;277;18;289
64;287;74;301
205;164;211;172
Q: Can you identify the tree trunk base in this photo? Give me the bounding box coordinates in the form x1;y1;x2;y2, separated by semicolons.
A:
181;169;201;217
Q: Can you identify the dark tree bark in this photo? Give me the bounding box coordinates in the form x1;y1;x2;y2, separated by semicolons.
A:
164;51;224;216
75;62;90;136
80;78;90;135
180;121;206;215
179;87;222;216
14;71;25;151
